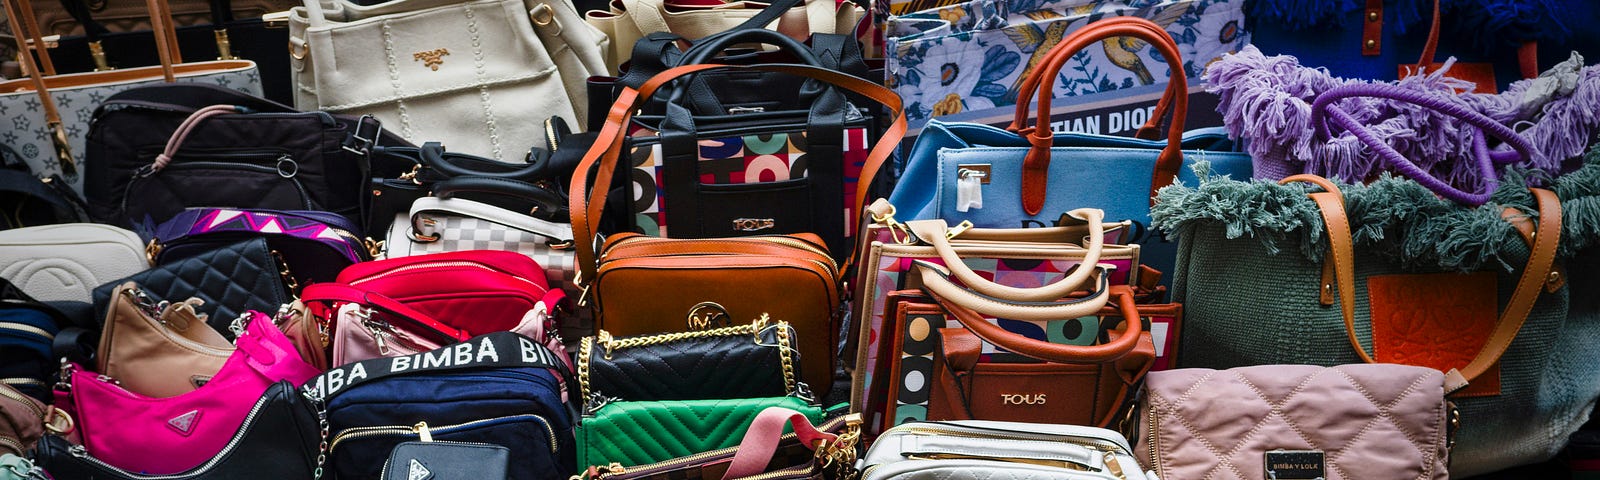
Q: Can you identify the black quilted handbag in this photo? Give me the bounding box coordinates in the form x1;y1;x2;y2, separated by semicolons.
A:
90;238;292;339
576;315;804;403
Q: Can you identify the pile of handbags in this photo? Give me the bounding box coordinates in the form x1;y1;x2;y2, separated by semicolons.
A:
0;0;1598;474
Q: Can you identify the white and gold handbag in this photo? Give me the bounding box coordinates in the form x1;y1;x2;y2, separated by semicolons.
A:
288;0;608;162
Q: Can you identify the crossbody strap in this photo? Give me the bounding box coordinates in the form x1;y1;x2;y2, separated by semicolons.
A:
1282;174;1561;394
303;331;569;400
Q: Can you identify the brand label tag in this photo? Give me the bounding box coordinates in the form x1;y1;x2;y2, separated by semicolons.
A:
1264;450;1324;480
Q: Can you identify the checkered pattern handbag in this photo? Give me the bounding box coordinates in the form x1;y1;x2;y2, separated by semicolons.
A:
382;196;585;331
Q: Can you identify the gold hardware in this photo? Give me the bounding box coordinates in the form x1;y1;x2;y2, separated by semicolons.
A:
548;240;575;251
289;40;309;60
1367;10;1379;22
686;302;731;330
413;421;433;442
364;238;385;259
145;238;163;265
88;41;113;71
271;250;301;294
905;453;1091;470
412;48;450;71
1365;39;1378;50
43;407;74;435
529;4;554;26
48;122;75;176
957;163;991;184
1547;270;1563;287
946;220;974;239
592;316;798;396
398;164;423;184
214;29;239;60
1000;393;1047;405
732;218;776;232
1104;451;1126;480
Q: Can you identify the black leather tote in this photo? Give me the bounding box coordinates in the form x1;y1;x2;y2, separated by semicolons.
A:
89;237;291;339
576;316;805;402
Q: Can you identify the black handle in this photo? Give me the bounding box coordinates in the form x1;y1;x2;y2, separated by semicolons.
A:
680;28;822;66
420;142;547;181
432;177;570;221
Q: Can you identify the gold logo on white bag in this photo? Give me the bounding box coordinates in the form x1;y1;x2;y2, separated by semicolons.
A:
413;49;450;71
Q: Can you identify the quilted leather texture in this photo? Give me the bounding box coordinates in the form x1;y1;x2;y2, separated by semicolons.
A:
577;397;821;469
92;238;288;339
1137;364;1449;480
582;323;797;401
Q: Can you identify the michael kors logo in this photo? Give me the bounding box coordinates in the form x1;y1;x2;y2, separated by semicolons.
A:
412;48;450;71
732;218;775;232
686;302;732;331
1000;394;1046;405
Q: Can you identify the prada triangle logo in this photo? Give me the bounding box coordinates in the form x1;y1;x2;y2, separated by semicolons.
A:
167;410;201;436
408;459;432;480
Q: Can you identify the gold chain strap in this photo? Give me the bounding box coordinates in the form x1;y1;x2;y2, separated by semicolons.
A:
577;336;593;402
583;315;798;396
773;318;796;397
597;316;770;355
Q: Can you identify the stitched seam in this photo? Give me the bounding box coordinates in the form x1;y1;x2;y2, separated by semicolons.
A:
1331;369;1435;480
1168;373;1249;480
1237;372;1330;475
316;68;559;111
380;20;413;139
463;5;502;161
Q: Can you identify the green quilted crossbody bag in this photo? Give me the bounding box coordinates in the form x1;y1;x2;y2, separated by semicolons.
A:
576;396;823;472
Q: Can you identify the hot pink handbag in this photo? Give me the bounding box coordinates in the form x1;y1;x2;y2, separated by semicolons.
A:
54;311;320;475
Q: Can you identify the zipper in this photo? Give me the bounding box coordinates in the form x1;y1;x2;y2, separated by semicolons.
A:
595;259;837;294
329;414;557;453
122;159;314;215
1;378;46;389
65;387;275;479
601;237;836;278
0;383;44;421
903;452;1097;472
1147;406;1163;480
0;436;20;453
349;261;542;288
118;291;230;358
0;321;53;339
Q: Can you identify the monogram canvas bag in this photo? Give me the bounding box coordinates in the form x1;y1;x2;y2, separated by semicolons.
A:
287;0;609;161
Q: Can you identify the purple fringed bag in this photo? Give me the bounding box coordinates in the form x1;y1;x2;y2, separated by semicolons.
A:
1205;45;1600;204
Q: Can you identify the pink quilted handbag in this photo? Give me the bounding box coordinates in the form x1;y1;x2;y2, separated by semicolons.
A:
1136;364;1451;480
54;311;320;475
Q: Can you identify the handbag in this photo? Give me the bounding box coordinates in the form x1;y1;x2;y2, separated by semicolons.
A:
0;278;74;402
308;331;575;480
384;440;511;480
846;201;1146;431
35;0;296;103
0;0;261;193
0;158;87;230
570;63;906;394
587;0;863;71
882;0;1248;128
578;407;861;480
887;16;1252;283
1136;364;1452;480
0;383;70;457
858;420;1154;480
891;261;1153;431
384;194;577;309
0;455;45;480
1206;48;1579;204
90;237;294;338
367;141;568;235
286;0;608;161
87;89;379;228
32;381;323;480
0;223;146;303
148;207;371;285
1151;170;1595;476
54;311;319;474
577;316;804;403
577;396;822;469
95;283;232;398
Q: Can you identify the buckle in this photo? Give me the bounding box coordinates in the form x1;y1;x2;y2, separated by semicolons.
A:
343;115;383;156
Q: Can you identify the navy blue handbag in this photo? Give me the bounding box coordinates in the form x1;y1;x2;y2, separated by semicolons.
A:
0;278;70;403
305;332;576;480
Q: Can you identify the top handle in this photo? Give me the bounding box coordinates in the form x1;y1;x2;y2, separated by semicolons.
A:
1003;16;1188;215
1309;83;1537;206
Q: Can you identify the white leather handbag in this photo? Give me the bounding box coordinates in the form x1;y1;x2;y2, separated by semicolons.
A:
859;420;1158;480
0;224;148;302
384;195;577;297
287;0;608;162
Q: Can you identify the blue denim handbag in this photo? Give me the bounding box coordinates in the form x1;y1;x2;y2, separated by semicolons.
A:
306;332;576;480
887;17;1251;284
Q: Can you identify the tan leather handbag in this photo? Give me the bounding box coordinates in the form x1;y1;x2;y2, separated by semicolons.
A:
96;283;231;398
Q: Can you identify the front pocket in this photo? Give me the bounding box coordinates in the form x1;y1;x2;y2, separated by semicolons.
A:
330;415;561;480
121;157;314;224
670;178;816;238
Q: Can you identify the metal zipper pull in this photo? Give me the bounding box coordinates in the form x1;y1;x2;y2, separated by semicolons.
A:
413;421;433;442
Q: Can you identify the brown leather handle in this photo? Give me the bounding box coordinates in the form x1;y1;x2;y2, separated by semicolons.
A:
1002;16;1187;215
569;62;907;284
916;261;1142;364
1282;174;1562;394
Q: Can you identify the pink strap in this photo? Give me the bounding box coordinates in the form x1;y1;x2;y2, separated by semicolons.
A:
153;105;243;172
723;407;834;480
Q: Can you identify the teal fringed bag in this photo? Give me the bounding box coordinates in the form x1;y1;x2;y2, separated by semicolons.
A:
1151;159;1600;476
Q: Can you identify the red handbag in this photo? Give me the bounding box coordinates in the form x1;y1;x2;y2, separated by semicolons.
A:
302;250;568;365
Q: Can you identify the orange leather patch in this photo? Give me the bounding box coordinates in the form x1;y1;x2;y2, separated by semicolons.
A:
1399;62;1499;94
1369;272;1501;397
